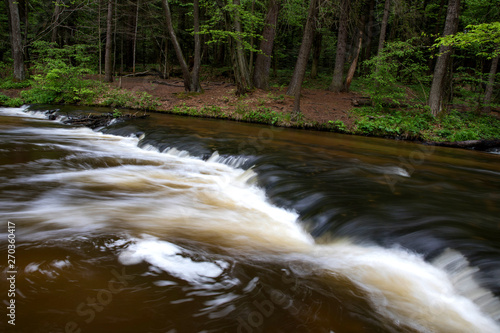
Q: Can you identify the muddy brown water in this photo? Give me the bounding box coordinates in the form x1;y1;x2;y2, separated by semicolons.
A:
1;105;499;333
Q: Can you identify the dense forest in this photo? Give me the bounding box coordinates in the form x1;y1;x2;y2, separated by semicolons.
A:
1;0;499;142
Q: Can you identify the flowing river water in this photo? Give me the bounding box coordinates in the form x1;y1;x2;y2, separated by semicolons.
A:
1;105;499;333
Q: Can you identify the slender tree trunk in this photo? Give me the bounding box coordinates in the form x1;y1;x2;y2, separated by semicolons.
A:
190;0;202;92
364;0;375;61
483;54;499;113
98;0;102;76
377;0;390;57
428;0;460;116
310;31;322;79
132;0;139;74
104;0;114;82
7;0;25;81
112;0;117;76
162;0;192;91
233;0;252;94
253;0;279;90
248;0;256;71
286;0;318;96
51;0;63;44
329;0;350;92
344;30;363;92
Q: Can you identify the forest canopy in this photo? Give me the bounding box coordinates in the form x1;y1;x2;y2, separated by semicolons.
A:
1;0;499;117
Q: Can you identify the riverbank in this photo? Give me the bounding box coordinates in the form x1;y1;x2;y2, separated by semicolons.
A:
2;74;500;151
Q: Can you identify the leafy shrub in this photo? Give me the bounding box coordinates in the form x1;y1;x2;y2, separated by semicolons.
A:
362;37;431;109
22;41;100;104
0;78;31;89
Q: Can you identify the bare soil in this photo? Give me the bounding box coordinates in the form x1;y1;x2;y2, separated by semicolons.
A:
112;75;360;127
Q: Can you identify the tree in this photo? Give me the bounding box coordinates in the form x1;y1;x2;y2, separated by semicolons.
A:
162;0;201;92
428;0;461;116
104;0;114;82
7;0;25;81
232;0;252;94
286;0;318;97
253;0;280;90
436;22;500;112
374;0;390;74
328;0;350;92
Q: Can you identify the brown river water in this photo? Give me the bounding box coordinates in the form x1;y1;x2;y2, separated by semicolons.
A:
1;105;499;333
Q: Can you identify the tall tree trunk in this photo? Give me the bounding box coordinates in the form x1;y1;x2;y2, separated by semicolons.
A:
232;0;252;94
253;0;279;90
162;0;193;91
104;0;114;82
483;54;499;113
51;0;63;44
344;30;363;92
428;0;460;116
98;0;102;76
248;0;256;71
363;0;375;61
7;0;25;81
329;0;350;92
377;0;390;57
132;0;139;74
286;0;318;96
190;0;202;92
310;31;322;79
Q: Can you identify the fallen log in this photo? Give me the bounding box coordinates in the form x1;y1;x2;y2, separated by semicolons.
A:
61;113;149;129
425;139;500;151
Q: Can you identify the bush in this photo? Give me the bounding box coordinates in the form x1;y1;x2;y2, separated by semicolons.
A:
22;41;100;104
362;37;431;109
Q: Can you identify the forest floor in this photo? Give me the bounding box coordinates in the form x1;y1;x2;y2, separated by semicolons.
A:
2;72;500;150
110;75;359;127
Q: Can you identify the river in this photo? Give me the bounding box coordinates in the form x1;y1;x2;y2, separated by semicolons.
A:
1;105;499;333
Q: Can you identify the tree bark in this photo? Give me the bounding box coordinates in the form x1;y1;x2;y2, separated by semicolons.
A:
286;0;318;96
310;31;322;79
162;0;192;91
344;30;363;92
190;0;202;92
363;0;375;61
376;0;390;57
104;0;114;82
232;0;252;94
483;54;499;113
7;0;25;81
329;0;350;92
253;0;279;90
132;0;140;74
51;0;63;44
428;0;460;116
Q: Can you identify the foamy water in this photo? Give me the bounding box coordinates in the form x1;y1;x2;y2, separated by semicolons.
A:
1;106;499;332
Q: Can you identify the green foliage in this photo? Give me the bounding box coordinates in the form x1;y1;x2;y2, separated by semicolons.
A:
5;97;24;107
362;37;431;109
0;94;23;107
327;120;347;133
351;107;500;141
100;90;160;110
112;109;123;118
200;1;264;53
436;22;500;58
22;42;100;104
0;78;31;89
0;93;9;105
240;107;284;125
